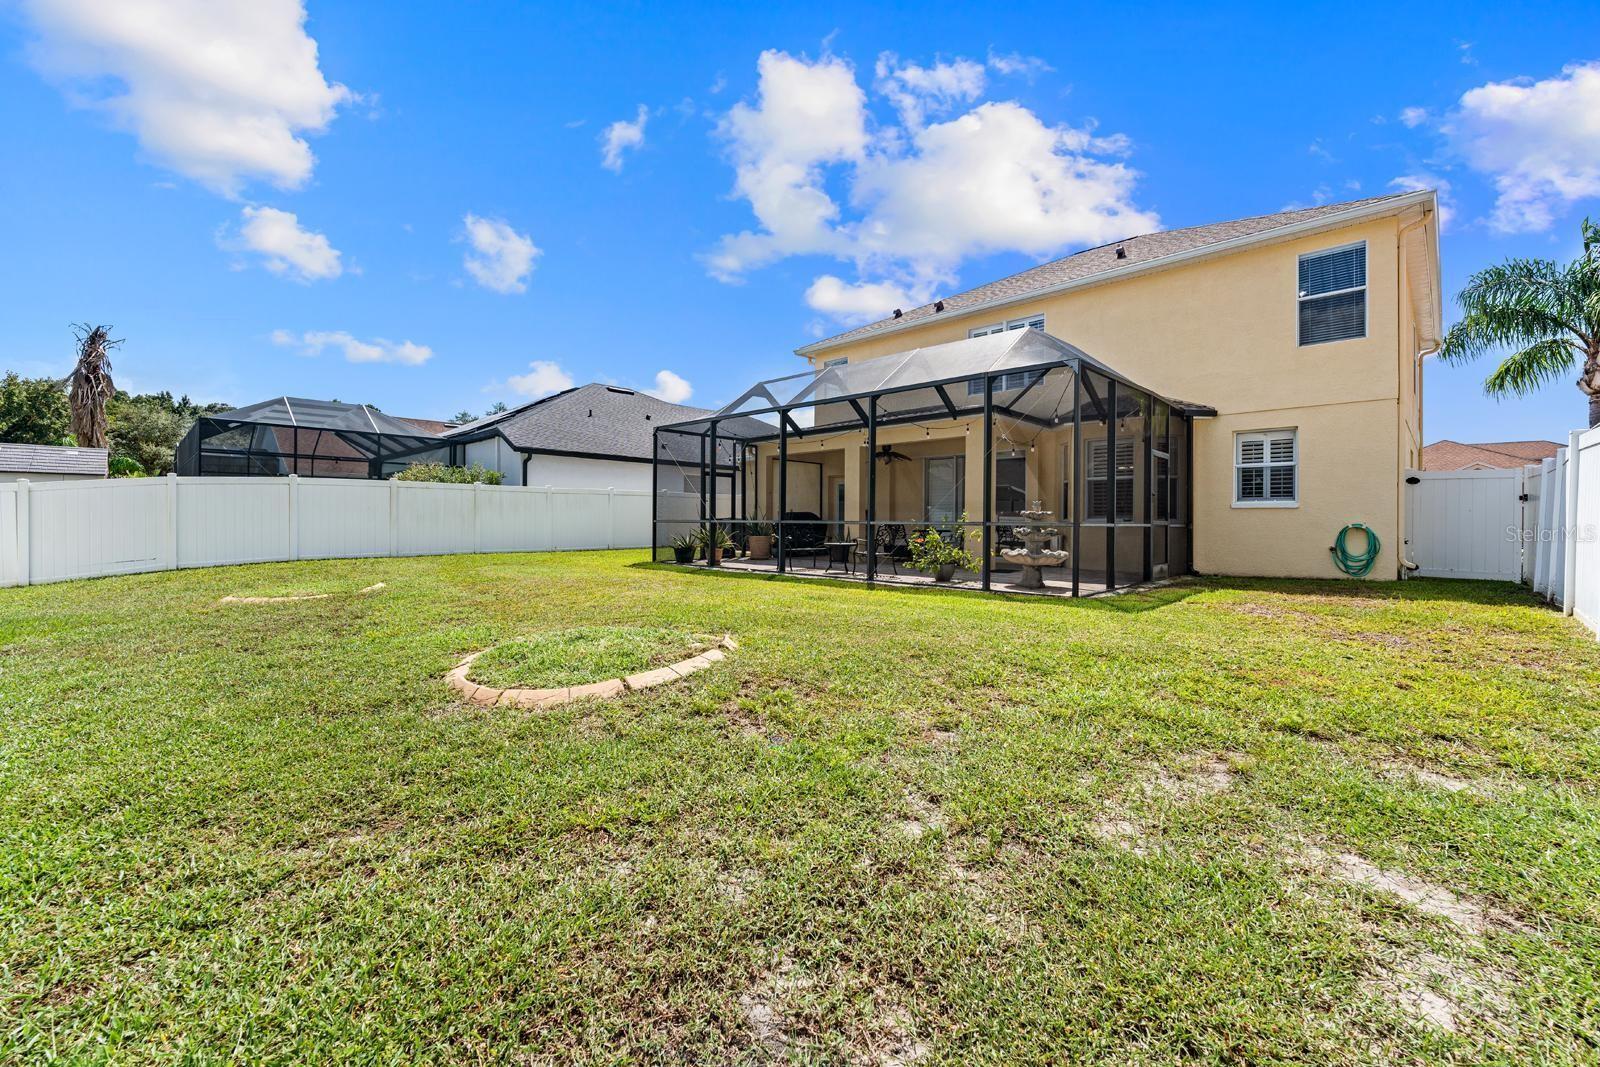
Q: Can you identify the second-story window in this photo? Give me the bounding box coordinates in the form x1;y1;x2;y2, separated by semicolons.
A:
1298;243;1366;345
967;315;1047;395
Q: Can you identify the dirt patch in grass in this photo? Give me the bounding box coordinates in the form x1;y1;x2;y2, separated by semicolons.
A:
1290;844;1529;1036
468;626;714;690
1091;752;1246;854
1378;760;1504;797
1365;942;1512;1034
739;958;811;1058
895;789;945;840
218;580;387;604
1089;815;1151;855
1141;752;1246;801
1311;848;1528;937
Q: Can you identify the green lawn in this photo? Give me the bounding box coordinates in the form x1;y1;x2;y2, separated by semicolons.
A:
2;552;1598;1063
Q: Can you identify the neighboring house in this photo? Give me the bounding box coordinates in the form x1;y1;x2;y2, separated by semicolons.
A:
1422;439;1562;471
0;443;108;482
681;189;1441;583
445;383;727;490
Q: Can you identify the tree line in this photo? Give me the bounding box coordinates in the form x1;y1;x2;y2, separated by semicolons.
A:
0;372;229;477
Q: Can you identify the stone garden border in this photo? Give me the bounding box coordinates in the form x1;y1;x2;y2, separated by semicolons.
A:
447;634;739;709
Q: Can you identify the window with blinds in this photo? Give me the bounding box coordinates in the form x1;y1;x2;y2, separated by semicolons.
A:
1298;243;1365;345
1086;438;1135;520
1235;430;1297;506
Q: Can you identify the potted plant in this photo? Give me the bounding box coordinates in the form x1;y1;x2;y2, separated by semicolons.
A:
670;534;696;564
703;526;735;564
746;521;774;560
909;525;978;582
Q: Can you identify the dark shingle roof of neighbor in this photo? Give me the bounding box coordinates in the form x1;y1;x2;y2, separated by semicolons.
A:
0;443;108;475
446;383;744;460
801;191;1427;352
207;397;444;439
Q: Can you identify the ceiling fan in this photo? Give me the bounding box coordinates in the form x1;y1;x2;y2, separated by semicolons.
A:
874;444;912;463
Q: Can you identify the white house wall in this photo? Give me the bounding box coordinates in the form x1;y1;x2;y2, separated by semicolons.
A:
461;437;524;486
524;454;652;491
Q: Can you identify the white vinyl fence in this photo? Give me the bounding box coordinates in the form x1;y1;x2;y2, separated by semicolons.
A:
1403;426;1600;640
0;475;652;587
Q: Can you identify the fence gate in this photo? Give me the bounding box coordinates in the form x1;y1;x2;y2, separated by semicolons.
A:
1403;467;1525;581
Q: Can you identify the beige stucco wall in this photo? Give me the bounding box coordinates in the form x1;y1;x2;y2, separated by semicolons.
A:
796;209;1433;579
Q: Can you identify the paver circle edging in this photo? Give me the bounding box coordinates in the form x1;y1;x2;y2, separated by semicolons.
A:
447;634;739;709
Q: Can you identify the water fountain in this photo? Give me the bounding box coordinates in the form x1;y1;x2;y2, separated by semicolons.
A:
998;502;1069;590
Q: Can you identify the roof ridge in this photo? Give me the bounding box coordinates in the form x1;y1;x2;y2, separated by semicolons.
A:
800;190;1428;353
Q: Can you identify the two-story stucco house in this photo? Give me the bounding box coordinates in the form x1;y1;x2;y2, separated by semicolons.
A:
654;190;1441;594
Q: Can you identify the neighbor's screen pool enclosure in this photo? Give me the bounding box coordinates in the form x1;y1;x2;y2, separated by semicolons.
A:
651;330;1205;596
175;397;449;479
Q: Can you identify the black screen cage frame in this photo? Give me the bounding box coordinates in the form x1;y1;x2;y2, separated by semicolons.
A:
649;330;1212;598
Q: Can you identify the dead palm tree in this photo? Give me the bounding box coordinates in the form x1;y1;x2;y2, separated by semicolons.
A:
1439;217;1600;427
67;324;120;449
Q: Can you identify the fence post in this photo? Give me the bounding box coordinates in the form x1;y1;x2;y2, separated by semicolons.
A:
389;477;400;557
1564;431;1581;615
15;479;29;587
287;474;300;561
607;486;616;549
544;486;554;550
167;473;180;569
474;481;484;554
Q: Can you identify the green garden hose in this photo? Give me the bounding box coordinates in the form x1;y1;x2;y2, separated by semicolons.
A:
1330;523;1381;578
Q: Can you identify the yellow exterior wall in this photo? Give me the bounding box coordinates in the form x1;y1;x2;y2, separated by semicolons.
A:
798;210;1433;579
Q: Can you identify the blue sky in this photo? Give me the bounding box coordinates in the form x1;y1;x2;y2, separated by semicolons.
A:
1;1;1598;443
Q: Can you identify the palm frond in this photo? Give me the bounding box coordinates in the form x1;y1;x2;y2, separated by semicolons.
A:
1481;337;1581;397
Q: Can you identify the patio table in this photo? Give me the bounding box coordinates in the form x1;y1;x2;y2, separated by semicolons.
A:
822;542;855;573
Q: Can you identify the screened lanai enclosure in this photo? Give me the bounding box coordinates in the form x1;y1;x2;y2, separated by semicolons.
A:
652;330;1211;597
175;397;449;479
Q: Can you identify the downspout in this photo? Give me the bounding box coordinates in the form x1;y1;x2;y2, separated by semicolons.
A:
1397;210;1434;576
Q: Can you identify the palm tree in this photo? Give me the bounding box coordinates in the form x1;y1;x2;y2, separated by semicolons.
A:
67;324;120;449
1440;218;1600;427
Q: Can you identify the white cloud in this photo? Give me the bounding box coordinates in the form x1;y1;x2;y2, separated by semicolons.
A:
224;205;341;281
850;103;1153;281
645;369;693;404
709;50;1156;323
1399;106;1429;128
987;50;1053;80
462;214;540;293
275;330;433;366
1450;61;1600;233
1390;173;1455;230
601;105;649;171
506;360;573;399
22;0;351;195
804;275;921;325
874;53;985;128
707;50;869;279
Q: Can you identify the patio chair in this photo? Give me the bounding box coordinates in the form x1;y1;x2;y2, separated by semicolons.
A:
779;511;830;567
853;524;902;576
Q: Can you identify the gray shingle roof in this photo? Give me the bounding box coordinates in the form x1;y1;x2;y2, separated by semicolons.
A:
445;383;725;460
0;443;108;475
800;191;1426;353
